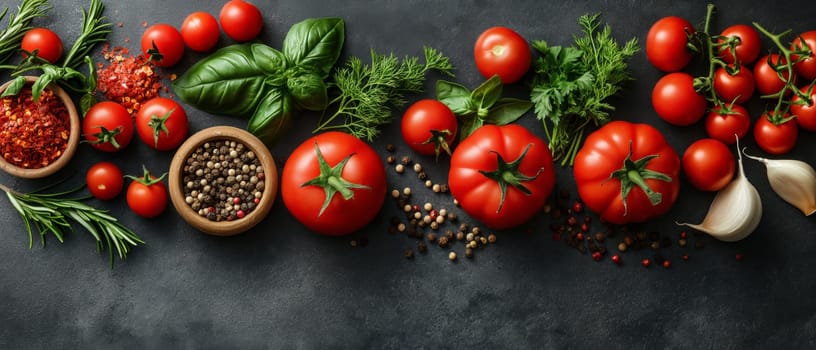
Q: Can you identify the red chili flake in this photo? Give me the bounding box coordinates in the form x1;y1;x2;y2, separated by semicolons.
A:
0;87;69;169
96;44;164;118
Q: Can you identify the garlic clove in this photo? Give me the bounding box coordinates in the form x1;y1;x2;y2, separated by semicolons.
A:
743;151;816;216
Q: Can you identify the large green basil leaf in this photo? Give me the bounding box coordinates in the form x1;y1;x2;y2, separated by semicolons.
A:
248;89;294;146
252;43;287;77
282;17;345;78
471;75;503;110
484;98;533;125
287;73;327;111
436;80;473;116
173;44;267;117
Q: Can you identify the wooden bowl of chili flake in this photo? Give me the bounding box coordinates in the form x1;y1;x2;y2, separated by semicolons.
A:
168;126;278;236
0;76;80;179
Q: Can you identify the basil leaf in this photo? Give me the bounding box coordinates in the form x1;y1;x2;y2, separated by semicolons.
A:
288;73;328;111
471;75;503;109
173;44;268;117
0;76;27;97
80;93;97;116
436;80;473;116
248;89;294;146
31;73;54;102
282;17;345;78
252;44;287;76
459;117;484;141
484;98;533;125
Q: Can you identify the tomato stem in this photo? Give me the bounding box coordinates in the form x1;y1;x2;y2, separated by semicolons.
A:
301;141;371;217
610;142;673;216
753;22;812;124
478;143;543;213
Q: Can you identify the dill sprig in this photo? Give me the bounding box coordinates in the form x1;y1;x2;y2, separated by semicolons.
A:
315;46;454;141
0;0;51;65
531;13;639;166
1;181;145;267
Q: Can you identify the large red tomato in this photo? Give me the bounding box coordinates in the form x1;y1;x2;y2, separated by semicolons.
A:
574;121;681;224
646;16;695;72
448;124;555;230
473;26;532;84
281;132;386;235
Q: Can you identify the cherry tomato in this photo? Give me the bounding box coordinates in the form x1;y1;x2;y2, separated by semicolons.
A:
754;54;793;96
791;86;816;131
401;99;457;158
473;26;532;84
652;72;707;126
717;24;761;65
791;31;816;80
713;64;755;104
220;0;263;42
126;168;168;218
281;132;386;235
705;104;751;144
86;162;124;200
646;16;695;72
141;23;185;68
20;28;63;64
682;139;735;192
135;97;189;151
83;101;134;152
181;12;220;52
449;124;555;230
754;113;798;155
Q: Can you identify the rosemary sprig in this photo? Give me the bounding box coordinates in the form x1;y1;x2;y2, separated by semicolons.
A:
315;46;454;141
0;182;145;267
60;0;110;70
0;0;51;65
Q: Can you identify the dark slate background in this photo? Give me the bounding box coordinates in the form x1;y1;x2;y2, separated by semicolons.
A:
2;0;815;348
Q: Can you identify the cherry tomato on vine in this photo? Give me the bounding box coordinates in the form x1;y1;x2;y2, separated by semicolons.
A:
646;16;695;72
126;168;168;218
181;12;220;52
141;23;185;68
474;26;532;84
401;99;457;158
135;97;189;151
705;104;751;144
83;101;134;153
652;72;707;126
791;31;816;81
220;0;263;42
791;86;816;131
717;24;761;65
86;162;124;200
21;28;63;64
754;54;793;96
754;113;798;155
682;138;735;192
713;64;755;104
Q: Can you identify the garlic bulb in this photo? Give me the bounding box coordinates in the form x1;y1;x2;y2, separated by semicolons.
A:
677;141;762;242
743;151;816;216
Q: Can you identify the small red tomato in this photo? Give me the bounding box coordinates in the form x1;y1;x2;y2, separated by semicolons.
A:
754;113;798;155
682;138;736;192
135;97;189;151
713;65;755;104
705;104;751;144
473;26;532;84
791;31;816;80
220;0;263;42
652;72;707;126
83;101;135;153
126;168;168;218
791;86;816;131
86;162;124;200
401;99;457;158
21;28;63;64
717;24;761;65
141;23;185;67
754;54;793;96
646;16;695;72
181;12;220;52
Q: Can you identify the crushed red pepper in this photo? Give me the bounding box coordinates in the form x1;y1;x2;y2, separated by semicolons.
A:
0;87;70;169
96;44;164;117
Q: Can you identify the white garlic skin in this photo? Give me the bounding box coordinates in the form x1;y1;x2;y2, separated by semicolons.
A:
745;154;816;216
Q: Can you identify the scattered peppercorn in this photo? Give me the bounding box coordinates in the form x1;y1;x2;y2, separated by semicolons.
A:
386;143;396;152
448;251;457;261
662;260;671;268
641;258;651;267
386;155;396;164
404;248;415;259
395;164;405;173
611;254;622;265
465;248;474;258
735;253;743;261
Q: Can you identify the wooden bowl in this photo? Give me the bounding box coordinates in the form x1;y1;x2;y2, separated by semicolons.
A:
0;76;80;179
169;126;278;236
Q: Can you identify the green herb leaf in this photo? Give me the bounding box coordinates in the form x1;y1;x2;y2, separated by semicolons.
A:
80;93;96;115
288;73;328;111
282;17;345;78
252;43;287;76
471;75;503;112
248;89;294;146
0;76;26;97
0;0;51;65
436;80;473;115
485;98;533;125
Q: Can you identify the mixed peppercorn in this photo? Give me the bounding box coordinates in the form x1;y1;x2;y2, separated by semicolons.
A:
0;87;70;169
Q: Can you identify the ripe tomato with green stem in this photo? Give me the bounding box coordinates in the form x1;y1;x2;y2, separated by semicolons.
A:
682;138;735;192
401;99;457;159
705;103;751;144
791;30;816;80
126;167;168;218
141;23;185;68
652;72;707;126
713;64;755;104
281;132;386;235
86;162;124;200
135;97;189;151
82;101;134;152
754;112;798;155
448;124;555;230
574;121;680;224
645;16;695;72
474;26;531;84
181;12;220;52
754;54;793;96
220;0;263;42
21;28;63;64
717;24;761;65
791;86;816;131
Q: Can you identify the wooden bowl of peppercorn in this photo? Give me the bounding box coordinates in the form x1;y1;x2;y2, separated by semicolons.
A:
169;125;278;236
0;76;80;179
